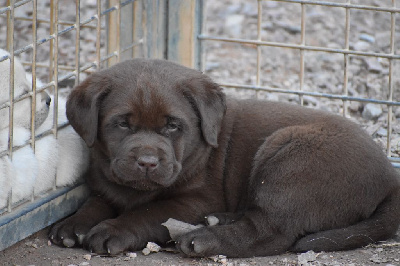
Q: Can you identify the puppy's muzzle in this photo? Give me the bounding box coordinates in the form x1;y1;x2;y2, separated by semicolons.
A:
42;91;51;107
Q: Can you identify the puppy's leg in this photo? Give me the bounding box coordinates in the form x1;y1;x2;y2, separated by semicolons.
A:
178;123;399;257
49;196;117;248
177;210;296;257
177;126;311;257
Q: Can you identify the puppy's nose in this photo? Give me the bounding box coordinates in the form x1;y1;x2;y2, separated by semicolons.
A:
41;91;51;106
46;96;51;106
137;156;159;172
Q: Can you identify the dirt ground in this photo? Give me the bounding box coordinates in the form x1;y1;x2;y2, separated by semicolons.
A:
1;0;400;265
1;227;399;266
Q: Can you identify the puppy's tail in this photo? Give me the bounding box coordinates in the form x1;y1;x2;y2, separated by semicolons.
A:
291;188;400;252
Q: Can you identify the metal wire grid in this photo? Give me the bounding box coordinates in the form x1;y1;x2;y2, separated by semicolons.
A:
0;0;139;213
200;0;400;167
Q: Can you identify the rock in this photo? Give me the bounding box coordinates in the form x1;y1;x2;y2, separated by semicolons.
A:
146;242;161;252
298;250;317;265
275;22;301;34
262;22;274;31
224;15;245;37
126;252;137;258
365;59;383;74
142;247;151;256
376;127;388;137
348;101;362;113
211;255;228;263
362;103;382;120
360;33;375;43
394;108;400;118
370;254;388;263
82;254;91;261
352;41;371;51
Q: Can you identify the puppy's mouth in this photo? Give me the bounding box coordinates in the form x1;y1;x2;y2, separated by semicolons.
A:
110;158;182;190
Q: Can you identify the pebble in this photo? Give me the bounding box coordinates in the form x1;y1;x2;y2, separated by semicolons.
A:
365;59;383;74
126;252;137;258
362;103;383;120
360;33;376;43
353;41;371;51
376;127;388;137
142;242;161;255
82;254;91;261
394;108;400;118
298;250;317;265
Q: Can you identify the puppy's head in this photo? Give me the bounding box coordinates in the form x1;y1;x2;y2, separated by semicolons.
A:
0;49;51;130
67;59;226;190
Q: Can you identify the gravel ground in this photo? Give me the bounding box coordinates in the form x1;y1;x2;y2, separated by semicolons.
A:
1;0;400;265
1;227;399;266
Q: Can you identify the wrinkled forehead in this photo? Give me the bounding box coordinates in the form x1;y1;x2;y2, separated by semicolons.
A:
101;83;190;126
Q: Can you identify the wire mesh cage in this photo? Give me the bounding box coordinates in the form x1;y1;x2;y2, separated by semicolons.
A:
0;0;399;252
0;0;143;250
200;0;400;167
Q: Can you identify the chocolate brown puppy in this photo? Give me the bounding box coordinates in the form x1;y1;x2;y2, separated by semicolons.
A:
50;59;400;257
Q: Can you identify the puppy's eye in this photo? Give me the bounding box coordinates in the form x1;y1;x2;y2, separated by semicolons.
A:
166;121;179;132
118;121;130;129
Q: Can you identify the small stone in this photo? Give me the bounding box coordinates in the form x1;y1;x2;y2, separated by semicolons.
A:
394;108;400;118
298;251;317;265
280;24;301;34
146;242;161;252
79;263;89;266
360;33;375;43
362;103;383;120
365;59;382;74
376;127;388;137
370;254;385;263
142;248;151;256
348;101;362;113
126;252;137;258
83;254;91;261
353;41;370;51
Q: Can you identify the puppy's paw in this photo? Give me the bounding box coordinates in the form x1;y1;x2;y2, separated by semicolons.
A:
83;219;141;255
49;217;92;248
176;228;220;257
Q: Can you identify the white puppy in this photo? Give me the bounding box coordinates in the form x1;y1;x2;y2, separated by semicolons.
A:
0;49;50;131
34;96;89;195
0;49;89;208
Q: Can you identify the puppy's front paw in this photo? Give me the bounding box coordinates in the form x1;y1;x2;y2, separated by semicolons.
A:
83;219;141;255
49;216;92;248
176;228;220;257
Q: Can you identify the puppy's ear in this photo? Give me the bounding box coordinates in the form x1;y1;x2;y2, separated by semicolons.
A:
66;74;110;147
184;78;226;147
